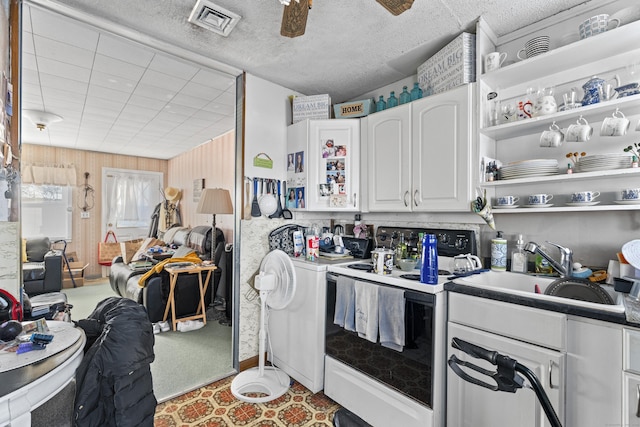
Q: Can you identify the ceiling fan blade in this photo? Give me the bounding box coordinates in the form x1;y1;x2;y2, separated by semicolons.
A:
281;0;309;38
376;0;415;15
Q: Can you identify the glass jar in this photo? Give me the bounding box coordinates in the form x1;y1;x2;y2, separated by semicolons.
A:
376;95;386;112
399;86;411;104
410;82;423;100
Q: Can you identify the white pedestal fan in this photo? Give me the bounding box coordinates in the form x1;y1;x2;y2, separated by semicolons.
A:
231;249;297;403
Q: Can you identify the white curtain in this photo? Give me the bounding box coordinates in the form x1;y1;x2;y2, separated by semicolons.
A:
108;174;156;227
24;164;77;186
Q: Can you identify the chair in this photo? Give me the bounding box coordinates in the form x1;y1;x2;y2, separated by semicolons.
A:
22;237;63;296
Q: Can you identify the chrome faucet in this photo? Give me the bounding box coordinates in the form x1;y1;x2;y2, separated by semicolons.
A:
524;241;573;277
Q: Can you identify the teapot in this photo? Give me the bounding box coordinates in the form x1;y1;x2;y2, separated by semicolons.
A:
451;254;483;274
581;75;620;106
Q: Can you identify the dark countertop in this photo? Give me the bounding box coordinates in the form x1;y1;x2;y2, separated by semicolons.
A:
445;281;634;326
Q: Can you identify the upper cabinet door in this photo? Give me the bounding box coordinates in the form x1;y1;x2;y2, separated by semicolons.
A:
412;84;473;212
366;103;412;212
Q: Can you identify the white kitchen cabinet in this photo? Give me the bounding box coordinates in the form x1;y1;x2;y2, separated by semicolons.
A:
447;322;565;427
565;317;622;426
366;84;473;212
267;258;326;393
624;328;640;426
475;0;640;213
287;119;360;211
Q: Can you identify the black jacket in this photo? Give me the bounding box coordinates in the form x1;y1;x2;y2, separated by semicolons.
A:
74;297;156;427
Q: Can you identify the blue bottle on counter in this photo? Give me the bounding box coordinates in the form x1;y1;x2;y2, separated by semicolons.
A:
420;234;438;284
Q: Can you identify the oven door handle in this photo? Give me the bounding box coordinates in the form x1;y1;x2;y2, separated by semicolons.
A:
327;273;340;282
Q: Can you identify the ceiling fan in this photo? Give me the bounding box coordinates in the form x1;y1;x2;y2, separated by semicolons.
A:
279;0;414;38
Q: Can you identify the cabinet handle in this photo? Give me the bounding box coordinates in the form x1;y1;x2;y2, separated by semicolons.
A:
413;190;419;207
353;193;357;208
403;191;409;207
548;360;556;389
636;383;640;418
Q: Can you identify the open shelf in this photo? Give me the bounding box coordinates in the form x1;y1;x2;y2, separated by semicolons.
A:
491;203;640;213
480;167;640;187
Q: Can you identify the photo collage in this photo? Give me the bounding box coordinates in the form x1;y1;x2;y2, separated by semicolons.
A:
286;151;305;209
320;139;347;198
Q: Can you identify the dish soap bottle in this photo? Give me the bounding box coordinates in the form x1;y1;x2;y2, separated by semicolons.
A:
491;231;507;271
535;243;553;274
510;234;527;273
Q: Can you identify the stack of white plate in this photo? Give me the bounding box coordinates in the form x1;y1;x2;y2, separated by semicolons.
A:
500;159;559;180
576;153;633;172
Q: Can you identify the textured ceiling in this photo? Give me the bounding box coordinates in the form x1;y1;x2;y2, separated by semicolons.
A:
22;0;591;159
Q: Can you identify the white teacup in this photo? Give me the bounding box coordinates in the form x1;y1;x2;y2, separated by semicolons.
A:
540;122;563;147
600;109;630;136
621;188;640;201
571;191;600;203
484;52;507;73
565;116;593;142
528;194;553;205
496;195;519;206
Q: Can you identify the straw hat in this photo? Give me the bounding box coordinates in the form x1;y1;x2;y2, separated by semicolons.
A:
164;187;182;202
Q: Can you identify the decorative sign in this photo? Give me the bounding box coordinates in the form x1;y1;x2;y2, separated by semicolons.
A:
417;32;476;95
193;178;204;202
292;94;331;123
253;152;273;169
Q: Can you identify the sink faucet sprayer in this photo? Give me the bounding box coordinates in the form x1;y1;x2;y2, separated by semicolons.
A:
524;241;573;277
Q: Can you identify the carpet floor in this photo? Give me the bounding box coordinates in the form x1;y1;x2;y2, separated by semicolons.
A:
154;375;341;426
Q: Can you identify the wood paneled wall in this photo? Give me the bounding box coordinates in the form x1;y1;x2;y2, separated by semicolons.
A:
168;130;235;243
21;144;168;278
21;130;234;279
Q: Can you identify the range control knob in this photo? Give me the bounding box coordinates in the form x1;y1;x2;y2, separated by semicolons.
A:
438;233;450;244
455;237;468;250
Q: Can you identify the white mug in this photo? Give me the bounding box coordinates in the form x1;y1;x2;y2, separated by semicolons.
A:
600;109;630;136
528;194;553;205
571;191;600;203
565;116;593;142
484;52;507;72
540;122;563;147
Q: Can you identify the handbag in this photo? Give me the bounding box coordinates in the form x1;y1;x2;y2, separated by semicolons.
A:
98;231;120;266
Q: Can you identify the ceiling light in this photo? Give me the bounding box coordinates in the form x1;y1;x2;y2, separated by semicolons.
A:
22;110;63;131
188;0;241;37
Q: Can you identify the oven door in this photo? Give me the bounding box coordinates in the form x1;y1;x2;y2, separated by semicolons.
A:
325;272;435;407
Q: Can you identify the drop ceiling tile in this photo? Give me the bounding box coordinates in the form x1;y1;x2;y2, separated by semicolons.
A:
37;57;92;83
21;82;42;97
191;68;236;91
21;68;41;86
82;109;120;123
90;71;137;94
94;54;146;81
97;33;155;68
121;104;160;120
84;97;126;113
30;8;99;51
21;96;44;110
39;74;89;95
133;83;176;102
88;85;132;104
22;6;32;33
191;109;225;121
41;87;86;106
214;91;235;106
202;100;234;115
163;103;198;117
148;54;199;80
180;81;223;101
126;94;167;110
22;35;35;56
139;69;188;92
170;93;209;109
155;111;189;125
33;35;95;69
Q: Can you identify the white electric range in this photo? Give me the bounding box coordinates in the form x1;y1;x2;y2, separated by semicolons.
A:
324;227;477;427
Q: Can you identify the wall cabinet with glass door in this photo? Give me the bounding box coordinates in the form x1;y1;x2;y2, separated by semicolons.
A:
475;0;640;213
365;84;474;212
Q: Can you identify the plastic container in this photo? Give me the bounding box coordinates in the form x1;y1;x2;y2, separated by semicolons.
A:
420;234;438;284
491;231;507;271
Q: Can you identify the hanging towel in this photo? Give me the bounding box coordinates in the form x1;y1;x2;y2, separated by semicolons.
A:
379;286;406;352
355;281;379;343
334;276;356;332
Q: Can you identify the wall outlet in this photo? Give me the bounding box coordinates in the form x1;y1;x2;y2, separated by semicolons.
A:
80;211;90;219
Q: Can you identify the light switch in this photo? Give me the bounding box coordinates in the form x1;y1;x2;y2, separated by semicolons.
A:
81;211;90;219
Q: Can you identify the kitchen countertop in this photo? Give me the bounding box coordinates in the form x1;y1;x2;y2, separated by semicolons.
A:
445;281;633;325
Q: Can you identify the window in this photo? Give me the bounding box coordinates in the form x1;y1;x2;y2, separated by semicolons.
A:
102;168;163;241
22;184;72;240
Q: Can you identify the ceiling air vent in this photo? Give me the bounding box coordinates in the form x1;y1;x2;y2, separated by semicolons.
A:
188;0;241;37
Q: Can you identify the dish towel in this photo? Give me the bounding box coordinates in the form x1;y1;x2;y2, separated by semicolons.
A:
378;286;405;352
355;280;379;343
334;276;356;332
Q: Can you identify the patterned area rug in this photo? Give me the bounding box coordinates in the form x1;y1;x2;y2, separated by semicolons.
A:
154;375;341;426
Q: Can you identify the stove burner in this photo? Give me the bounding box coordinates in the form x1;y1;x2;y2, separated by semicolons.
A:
347;263;374;272
400;270;451;281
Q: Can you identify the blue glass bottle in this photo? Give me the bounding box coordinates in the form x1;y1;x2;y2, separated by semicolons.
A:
376;95;386;112
420;234;438;284
387;91;398;108
410;82;423;101
399;86;411;105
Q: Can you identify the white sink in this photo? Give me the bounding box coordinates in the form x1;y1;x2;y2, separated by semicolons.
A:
452;271;625;314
